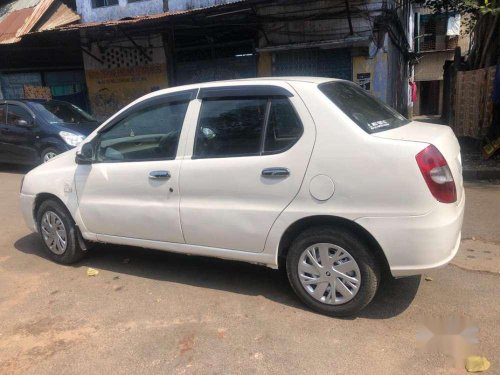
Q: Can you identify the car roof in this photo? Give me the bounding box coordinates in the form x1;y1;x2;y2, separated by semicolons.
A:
137;76;340;103
195;76;338;88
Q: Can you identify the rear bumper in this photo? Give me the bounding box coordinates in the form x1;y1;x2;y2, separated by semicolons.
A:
355;193;465;277
20;193;37;232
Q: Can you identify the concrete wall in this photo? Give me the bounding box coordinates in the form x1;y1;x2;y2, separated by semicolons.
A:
76;0;164;23
415;51;455;81
352;36;390;104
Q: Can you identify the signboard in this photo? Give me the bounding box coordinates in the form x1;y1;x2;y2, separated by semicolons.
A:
85;64;168;120
357;72;371;90
23;85;52;100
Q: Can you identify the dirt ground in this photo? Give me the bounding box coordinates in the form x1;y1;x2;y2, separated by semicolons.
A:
0;165;499;374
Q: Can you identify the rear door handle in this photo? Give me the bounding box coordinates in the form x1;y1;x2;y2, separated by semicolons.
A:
262;167;290;177
149;170;171;179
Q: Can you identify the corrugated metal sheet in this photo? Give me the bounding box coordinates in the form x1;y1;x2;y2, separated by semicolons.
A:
45;0;251;32
273;47;352;80
0;0;79;43
34;1;80;31
0;0;40;21
0;7;34;43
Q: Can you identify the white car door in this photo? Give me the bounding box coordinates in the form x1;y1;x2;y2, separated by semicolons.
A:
180;84;315;252
74;90;195;243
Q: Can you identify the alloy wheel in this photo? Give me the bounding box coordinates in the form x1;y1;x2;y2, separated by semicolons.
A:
43;152;57;162
298;243;361;305
40;211;67;255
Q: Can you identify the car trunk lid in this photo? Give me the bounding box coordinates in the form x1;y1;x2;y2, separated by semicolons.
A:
372;121;464;204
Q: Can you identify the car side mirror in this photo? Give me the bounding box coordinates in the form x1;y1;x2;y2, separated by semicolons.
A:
75;142;94;165
15;119;32;128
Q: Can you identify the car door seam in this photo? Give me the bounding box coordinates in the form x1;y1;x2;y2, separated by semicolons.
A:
261;82;318;253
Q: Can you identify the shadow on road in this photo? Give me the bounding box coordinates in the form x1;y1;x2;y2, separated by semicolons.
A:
15;233;420;320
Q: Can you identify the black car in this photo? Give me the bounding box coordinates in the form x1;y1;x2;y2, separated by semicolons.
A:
0;99;99;165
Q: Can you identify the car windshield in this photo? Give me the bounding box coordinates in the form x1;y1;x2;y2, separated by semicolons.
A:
319;81;410;133
31;101;95;124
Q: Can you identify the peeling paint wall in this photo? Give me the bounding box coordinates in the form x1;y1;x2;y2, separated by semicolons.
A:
76;0;164;23
352;39;389;103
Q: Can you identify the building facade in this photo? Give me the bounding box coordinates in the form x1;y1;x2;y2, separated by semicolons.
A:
73;0;415;118
1;0;416;120
413;6;470;116
0;0;86;107
76;0;166;23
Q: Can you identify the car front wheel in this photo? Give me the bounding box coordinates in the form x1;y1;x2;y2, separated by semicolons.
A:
41;147;61;163
36;199;86;264
286;226;380;317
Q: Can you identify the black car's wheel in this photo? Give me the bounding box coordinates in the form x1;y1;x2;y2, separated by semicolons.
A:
41;147;61;163
36;199;86;264
286;226;380;317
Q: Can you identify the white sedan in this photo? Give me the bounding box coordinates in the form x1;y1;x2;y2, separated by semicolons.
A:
20;77;464;316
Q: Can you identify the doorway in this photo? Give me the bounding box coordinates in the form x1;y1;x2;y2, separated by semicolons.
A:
418;80;441;115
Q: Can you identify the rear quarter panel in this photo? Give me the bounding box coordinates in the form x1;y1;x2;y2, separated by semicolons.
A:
263;81;437;259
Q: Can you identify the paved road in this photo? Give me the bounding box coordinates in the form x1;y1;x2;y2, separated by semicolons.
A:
0;165;498;374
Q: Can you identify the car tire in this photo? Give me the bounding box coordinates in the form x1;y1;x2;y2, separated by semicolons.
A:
40;147;61;163
286;226;380;317
36;199;86;264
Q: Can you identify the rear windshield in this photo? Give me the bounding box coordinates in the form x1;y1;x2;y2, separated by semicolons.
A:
319;81;409;133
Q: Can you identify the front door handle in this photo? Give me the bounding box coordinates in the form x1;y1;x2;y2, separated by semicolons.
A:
262;167;290;178
149;170;171;179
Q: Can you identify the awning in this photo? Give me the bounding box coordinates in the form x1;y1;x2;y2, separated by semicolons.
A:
32;0;255;34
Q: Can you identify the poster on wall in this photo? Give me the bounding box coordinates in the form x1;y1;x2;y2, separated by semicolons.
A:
85;64;168;120
23;85;52;100
357;73;371;90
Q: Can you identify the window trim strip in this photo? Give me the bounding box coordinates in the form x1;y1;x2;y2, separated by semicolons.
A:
197;85;293;100
98;89;198;134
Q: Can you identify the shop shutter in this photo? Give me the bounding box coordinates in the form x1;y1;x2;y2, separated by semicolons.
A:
1;73;42;99
273;48;352;80
176;55;257;86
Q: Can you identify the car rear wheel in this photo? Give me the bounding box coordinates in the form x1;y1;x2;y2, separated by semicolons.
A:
41;147;61;163
286;226;380;317
36;199;86;264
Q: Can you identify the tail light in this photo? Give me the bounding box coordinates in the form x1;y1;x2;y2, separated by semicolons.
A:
415;145;457;203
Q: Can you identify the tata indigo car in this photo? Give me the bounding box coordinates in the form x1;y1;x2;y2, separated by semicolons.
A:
20;78;464;316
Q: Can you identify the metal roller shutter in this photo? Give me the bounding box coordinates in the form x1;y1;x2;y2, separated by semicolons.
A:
273;48;352;80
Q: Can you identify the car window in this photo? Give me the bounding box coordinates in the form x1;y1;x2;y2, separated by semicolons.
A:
30;101;95;124
97;100;189;162
319;81;409;133
0;104;6;124
194;98;267;158
7;105;30;126
264;98;303;153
